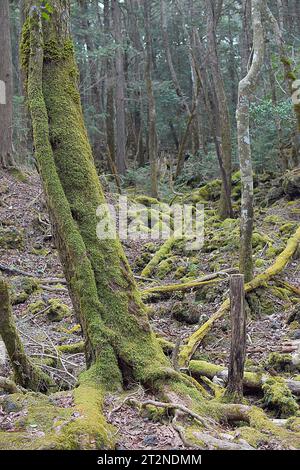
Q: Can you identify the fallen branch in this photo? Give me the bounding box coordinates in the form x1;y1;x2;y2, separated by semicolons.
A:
189;359;300;396
141;236;177;278
142;269;237;296
179;225;300;366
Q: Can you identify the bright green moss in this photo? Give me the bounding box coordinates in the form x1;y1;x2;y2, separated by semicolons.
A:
262;377;299;417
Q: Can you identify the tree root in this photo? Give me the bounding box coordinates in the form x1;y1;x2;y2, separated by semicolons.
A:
179;225;300;366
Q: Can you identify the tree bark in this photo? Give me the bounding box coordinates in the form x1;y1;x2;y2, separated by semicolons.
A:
0;0;15;168
112;0;126;175
225;274;246;403
144;0;158;198
205;0;233;219
237;0;264;282
104;0;116;166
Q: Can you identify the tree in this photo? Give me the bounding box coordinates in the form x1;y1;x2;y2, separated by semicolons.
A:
237;0;264;281
0;0;15;168
144;0;158;198
112;0;126;175
205;0;233;219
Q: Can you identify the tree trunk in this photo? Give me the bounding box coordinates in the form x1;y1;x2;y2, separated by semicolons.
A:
237;0;264;282
225;274;246;403
112;0;126;175
205;0;233;219
0;277;53;391
104;0;116;167
144;0;158;198
78;0;103;163
0;0;15;168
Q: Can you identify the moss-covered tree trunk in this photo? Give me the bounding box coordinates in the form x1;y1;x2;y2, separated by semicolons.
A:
22;0;168;395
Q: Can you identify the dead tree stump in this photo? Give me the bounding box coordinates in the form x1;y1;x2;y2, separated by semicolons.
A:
225;274;246;402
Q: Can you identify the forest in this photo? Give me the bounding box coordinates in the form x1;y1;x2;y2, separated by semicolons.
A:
0;0;300;457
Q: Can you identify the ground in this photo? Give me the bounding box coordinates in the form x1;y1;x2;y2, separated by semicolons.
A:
0;168;300;450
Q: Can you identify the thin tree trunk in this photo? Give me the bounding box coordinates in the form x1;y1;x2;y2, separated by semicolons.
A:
112;0;126;175
144;0;158;198
205;0;233;219
104;0;116;166
0;0;15;168
0;277;53;391
237;0;264;282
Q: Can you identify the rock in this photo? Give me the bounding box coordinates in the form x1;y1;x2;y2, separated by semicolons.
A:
1;396;23;413
287;305;300;324
11;276;39;305
172;301;200;324
266;186;285;205
143;435;158;446
0;227;25;250
291;330;300;340
47;299;71;322
283;168;300;199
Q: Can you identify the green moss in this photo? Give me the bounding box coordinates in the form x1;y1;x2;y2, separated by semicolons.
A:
134;195;160;207
26;299;47;315
47;299;71;322
255;259;265;268
266;352;295;372
265;215;284;225
8;168;28;183
31;247;50;256
235;426;267;448
262;377;299;417
57;342;84;354
280;223;298;235
252;232;271;250
0;227;25;250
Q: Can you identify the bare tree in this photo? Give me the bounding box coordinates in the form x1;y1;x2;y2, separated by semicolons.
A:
144;0;158;198
237;0;264;282
0;0;15;168
205;0;233;219
112;0;126;175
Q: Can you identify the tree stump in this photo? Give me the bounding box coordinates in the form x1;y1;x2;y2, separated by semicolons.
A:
225;274;246;402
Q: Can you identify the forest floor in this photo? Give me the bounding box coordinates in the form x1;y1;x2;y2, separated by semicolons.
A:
0;168;300;450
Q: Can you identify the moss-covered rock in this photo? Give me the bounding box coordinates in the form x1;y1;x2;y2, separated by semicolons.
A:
283;168;300;199
0;227;25;250
265;352;295;372
47;299;71;322
11;277;39;305
279;222;298;235
262;377;299;417
27;299;47;315
171;300;200;324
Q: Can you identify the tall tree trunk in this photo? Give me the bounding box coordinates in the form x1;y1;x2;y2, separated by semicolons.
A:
78;0;103;163
205;0;233;219
0;0;15;168
237;0;264;282
112;0;126;175
144;0;158;198
104;0;116;166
